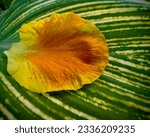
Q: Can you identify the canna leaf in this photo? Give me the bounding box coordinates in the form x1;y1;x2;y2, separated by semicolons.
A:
0;0;150;120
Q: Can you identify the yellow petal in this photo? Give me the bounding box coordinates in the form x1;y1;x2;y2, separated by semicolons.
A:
5;12;109;93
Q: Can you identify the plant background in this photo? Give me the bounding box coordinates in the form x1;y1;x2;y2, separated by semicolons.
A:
0;0;150;119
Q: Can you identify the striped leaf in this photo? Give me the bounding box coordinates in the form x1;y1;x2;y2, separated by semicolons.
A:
0;0;150;120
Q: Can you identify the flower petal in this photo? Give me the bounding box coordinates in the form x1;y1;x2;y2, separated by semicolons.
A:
5;12;109;92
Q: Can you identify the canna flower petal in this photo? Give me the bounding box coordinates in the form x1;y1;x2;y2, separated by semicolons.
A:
5;12;109;93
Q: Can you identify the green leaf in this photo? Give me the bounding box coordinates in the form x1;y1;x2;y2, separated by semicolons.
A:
0;0;150;120
0;0;14;10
